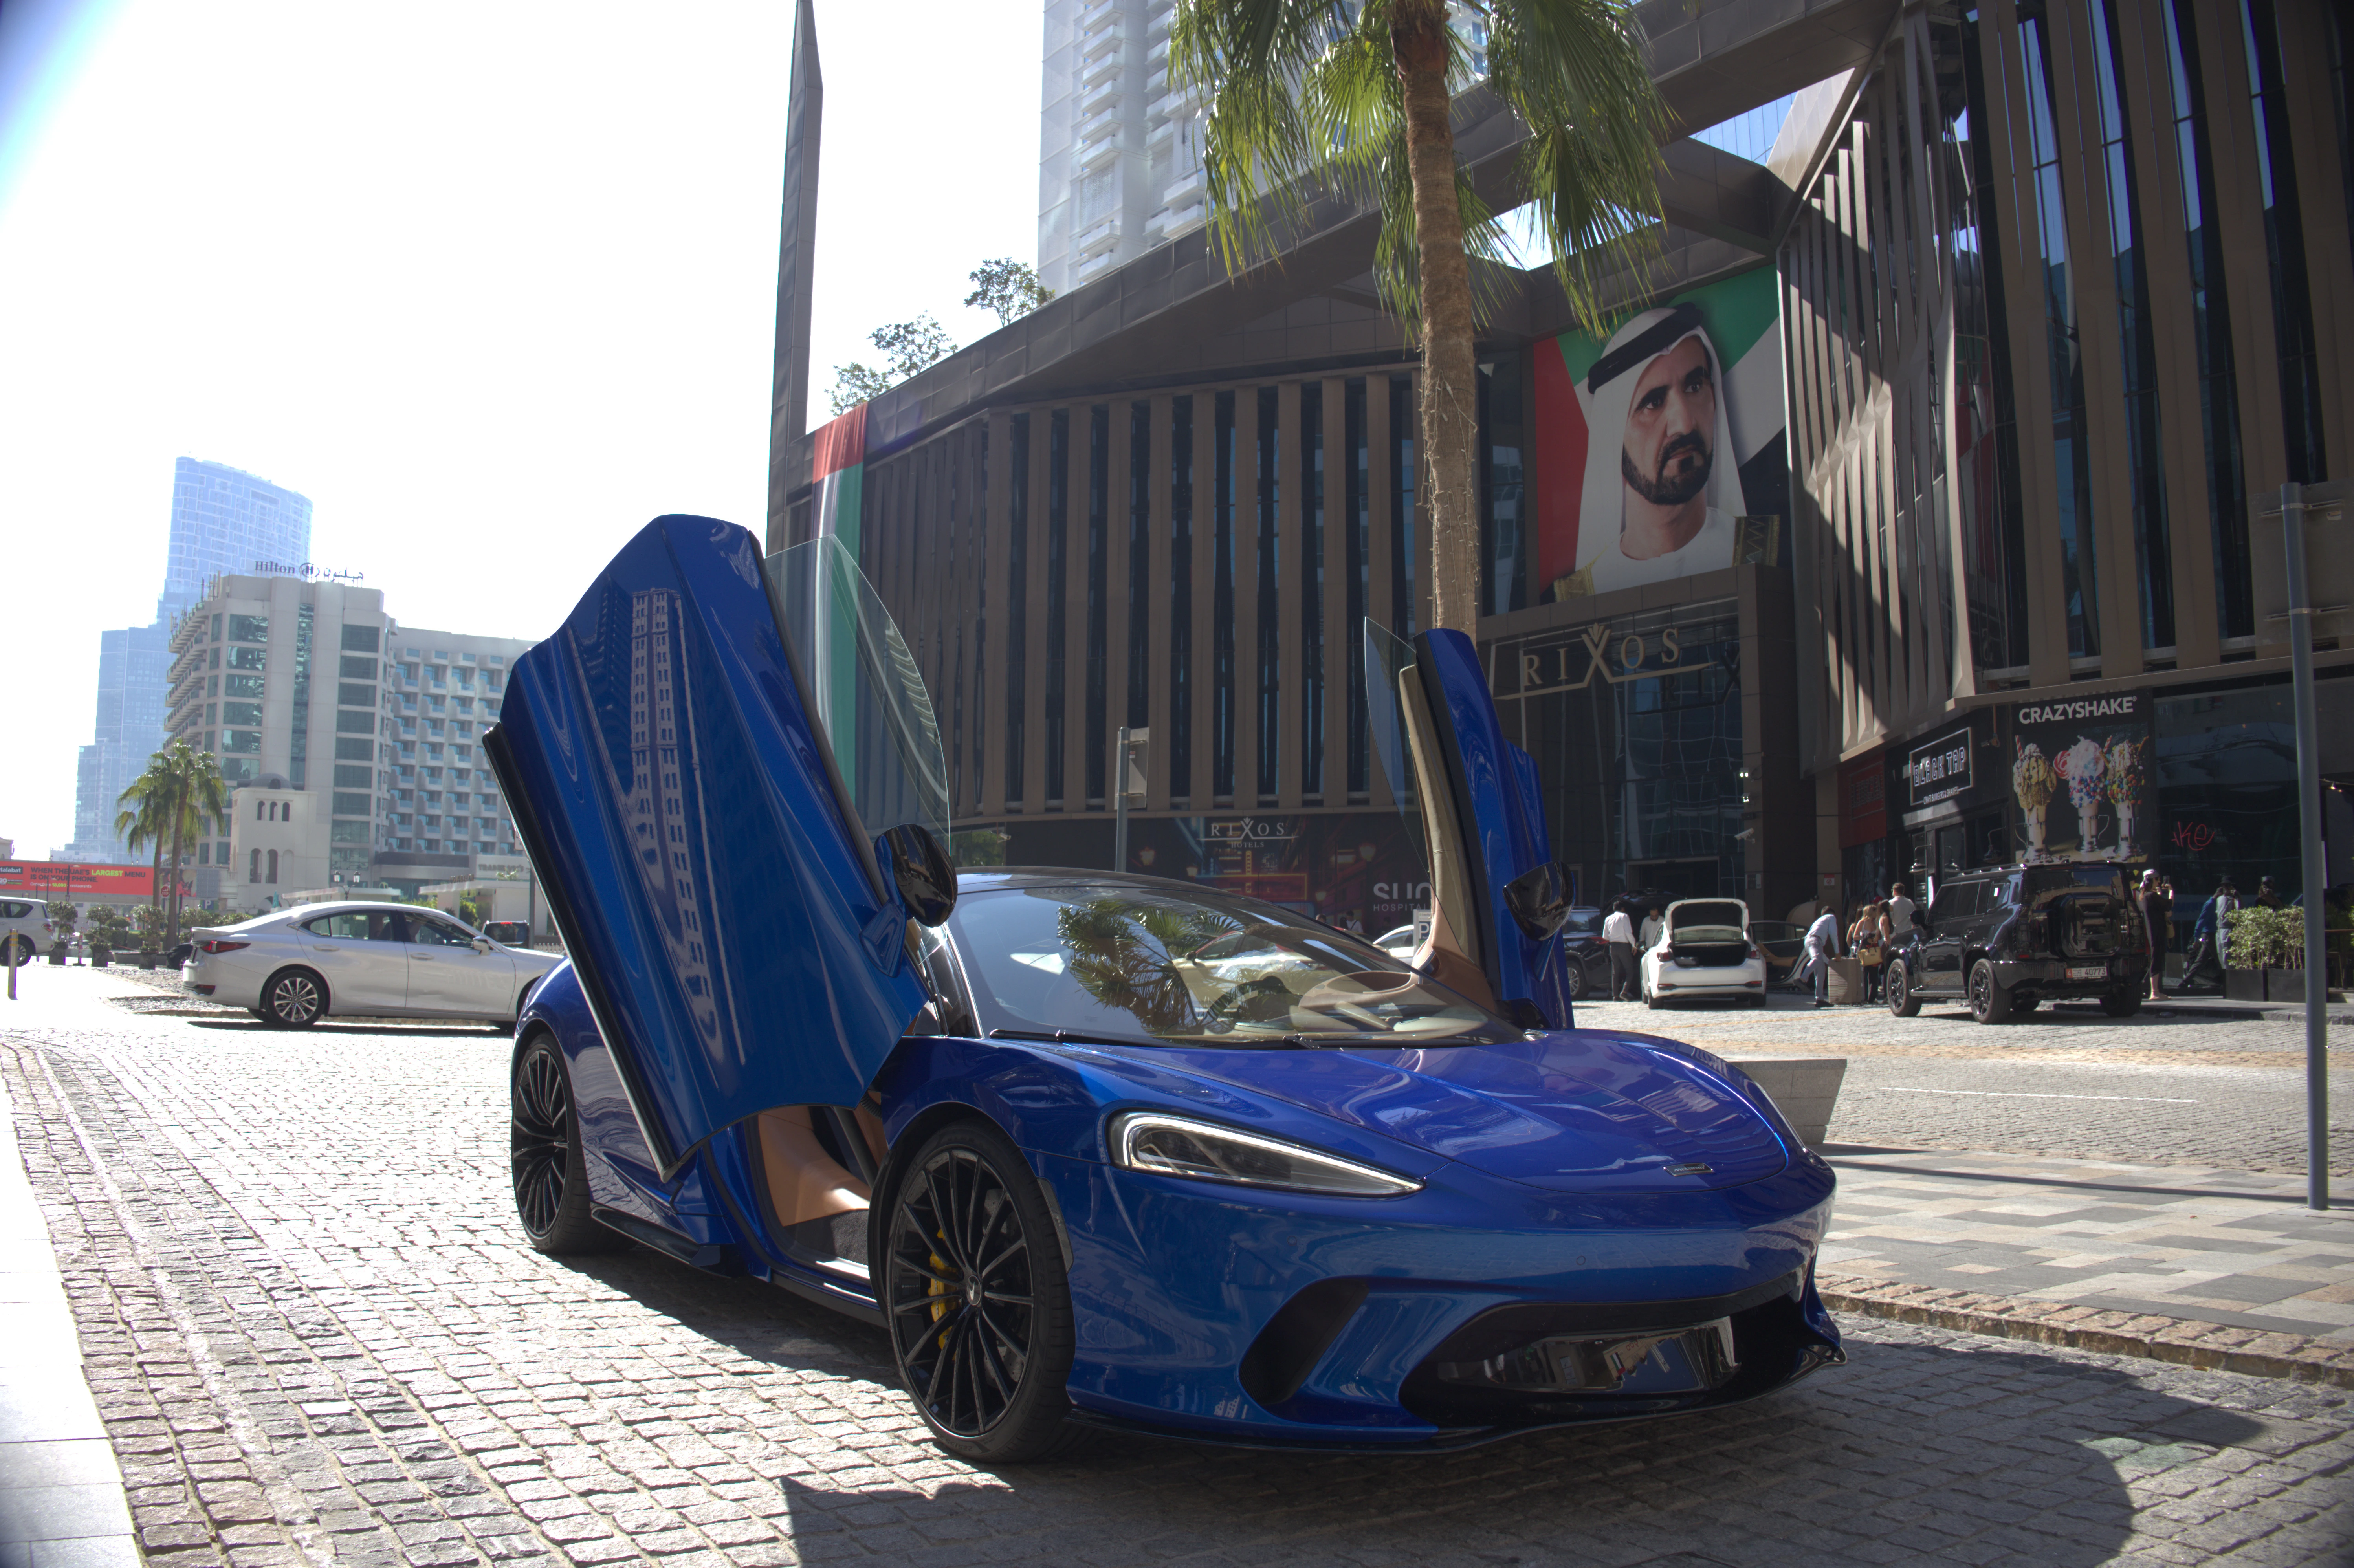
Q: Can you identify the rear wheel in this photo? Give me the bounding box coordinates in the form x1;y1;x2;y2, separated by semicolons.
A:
1;934;35;966
1888;962;1922;1018
1564;961;1588;1001
2100;990;2142;1018
882;1119;1076;1464
1967;959;2013;1024
260;968;327;1028
510;1033;622;1254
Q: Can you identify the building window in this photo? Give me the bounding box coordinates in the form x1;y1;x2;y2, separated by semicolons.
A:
2090;0;2174;652
2160;0;2253;642
1345;378;1371;795
1256;387;1282;800
2020;11;2102;658
1300;380;1325;797
1085;404;1109;803
249;850;260;883
1479;355;1527;617
2238;0;2325;484
1004;412;1030;804
1045;409;1070;801
1213;389;1238;799
266;849;278;885
1390;376;1417;636
228;614;268;643
1170;396;1195;798
1126;401;1151;736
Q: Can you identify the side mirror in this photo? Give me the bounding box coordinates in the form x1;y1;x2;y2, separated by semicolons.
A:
879;824;958;928
1502;860;1573;940
472;936;493;953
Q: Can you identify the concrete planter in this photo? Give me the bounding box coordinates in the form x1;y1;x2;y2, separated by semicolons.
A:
1717;1056;1848;1148
2224;968;2343;1003
138;950;159;970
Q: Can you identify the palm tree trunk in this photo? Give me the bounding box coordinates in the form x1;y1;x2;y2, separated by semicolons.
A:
1391;0;1480;634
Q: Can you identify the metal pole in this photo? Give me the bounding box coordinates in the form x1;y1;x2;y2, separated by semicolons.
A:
2281;482;2331;1211
1114;726;1130;874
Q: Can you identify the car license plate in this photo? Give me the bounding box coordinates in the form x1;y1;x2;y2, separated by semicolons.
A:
2068;965;2105;980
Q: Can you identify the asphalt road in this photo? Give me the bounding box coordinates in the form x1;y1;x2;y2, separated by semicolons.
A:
0;969;2347;1567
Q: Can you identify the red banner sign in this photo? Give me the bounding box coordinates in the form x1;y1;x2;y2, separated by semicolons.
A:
0;862;159;898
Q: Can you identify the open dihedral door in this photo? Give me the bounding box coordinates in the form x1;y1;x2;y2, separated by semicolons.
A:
487;517;948;1179
1364;623;1575;1028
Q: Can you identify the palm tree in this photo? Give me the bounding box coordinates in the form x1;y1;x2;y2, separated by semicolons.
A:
1172;0;1669;631
117;743;229;942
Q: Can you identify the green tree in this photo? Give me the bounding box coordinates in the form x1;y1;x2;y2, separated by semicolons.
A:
964;257;1055;327
829;313;958;416
117;742;229;942
1172;0;1668;631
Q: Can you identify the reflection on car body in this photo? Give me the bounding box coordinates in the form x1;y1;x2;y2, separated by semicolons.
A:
488;518;1842;1465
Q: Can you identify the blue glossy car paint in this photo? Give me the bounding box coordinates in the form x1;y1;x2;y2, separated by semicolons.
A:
494;517;1841;1453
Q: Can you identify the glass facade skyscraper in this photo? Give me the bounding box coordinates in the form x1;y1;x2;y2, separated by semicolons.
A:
65;460;314;862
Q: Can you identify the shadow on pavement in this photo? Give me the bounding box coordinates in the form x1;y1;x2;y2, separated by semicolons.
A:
183;1018;507;1039
557;1238;2259;1564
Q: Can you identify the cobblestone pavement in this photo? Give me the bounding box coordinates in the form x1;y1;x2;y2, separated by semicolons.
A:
1824;1152;2354;1339
1574;997;2354;1175
2;970;2352;1566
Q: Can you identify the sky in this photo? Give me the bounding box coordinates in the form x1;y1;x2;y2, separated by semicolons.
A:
0;0;1042;859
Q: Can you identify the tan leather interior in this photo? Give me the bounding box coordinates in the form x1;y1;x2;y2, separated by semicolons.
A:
754;1107;871;1226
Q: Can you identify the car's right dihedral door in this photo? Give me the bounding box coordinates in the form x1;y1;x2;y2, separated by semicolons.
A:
487;517;948;1179
1365;623;1574;1027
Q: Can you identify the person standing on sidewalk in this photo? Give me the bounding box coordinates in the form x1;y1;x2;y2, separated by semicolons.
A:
1849;901;1888;1003
1602;899;1639;1001
1885;881;1917;943
2180;878;2236;992
2140;870;2172;1000
1797;905;1841;1007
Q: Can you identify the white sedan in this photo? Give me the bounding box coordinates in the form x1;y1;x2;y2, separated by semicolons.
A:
1639;898;1769;1008
183;901;563;1029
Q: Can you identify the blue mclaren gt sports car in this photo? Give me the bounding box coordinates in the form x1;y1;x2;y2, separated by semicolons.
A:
487;516;1841;1463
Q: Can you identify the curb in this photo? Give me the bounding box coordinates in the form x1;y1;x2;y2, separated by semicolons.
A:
1820;1273;2354;1388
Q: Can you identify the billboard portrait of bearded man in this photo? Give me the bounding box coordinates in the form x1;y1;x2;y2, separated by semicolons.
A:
1555;302;1748;599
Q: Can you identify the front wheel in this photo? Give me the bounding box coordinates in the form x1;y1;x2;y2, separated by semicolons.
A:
882;1119;1076;1464
1888;962;1922;1017
1564;960;1588;1001
0;934;35;966
510;1034;623;1254
1967;959;2014;1024
260;968;327;1028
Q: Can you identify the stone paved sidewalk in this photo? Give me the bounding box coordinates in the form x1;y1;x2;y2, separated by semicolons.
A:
2;968;2351;1565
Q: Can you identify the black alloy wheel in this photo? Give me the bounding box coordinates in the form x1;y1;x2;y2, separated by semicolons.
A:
2;934;35;966
1967;958;2013;1024
1888;962;1921;1017
510;1035;620;1254
1564;960;1588;1001
261;968;326;1029
882;1119;1076;1463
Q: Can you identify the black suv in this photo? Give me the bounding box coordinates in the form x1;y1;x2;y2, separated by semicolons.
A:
1886;864;2149;1022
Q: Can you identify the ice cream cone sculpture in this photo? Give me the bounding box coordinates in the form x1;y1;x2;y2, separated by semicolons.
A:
2104;736;2146;858
2058;737;2107;855
2015;740;2057;861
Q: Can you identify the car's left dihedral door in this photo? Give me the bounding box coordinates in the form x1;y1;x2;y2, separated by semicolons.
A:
1365;624;1575;1027
486;516;939;1179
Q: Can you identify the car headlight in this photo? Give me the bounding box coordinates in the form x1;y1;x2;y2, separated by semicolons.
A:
1109;1112;1423;1197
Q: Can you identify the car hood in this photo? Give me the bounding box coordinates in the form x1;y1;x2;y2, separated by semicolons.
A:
1124;1030;1789;1194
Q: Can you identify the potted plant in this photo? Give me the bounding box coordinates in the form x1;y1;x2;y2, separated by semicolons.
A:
134;902;167;968
48;903;77;964
2223;905;2341;1002
86;907;130;968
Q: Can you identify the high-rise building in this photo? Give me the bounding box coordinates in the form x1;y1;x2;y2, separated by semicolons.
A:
66;460;314;863
1034;2;1490;297
161;574;536;908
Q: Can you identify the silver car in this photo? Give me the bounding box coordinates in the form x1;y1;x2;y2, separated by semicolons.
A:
182;901;563;1029
0;898;51;966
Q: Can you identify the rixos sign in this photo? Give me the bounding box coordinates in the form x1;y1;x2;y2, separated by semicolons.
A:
1500;618;1712;695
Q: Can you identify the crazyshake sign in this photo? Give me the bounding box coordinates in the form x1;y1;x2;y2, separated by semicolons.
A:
2007;692;2151;863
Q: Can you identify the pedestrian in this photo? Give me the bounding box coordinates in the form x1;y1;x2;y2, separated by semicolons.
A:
2257;875;2283;911
2180;878;2235;990
1884;881;1917;943
1638;903;1664;953
2140;869;2171;1000
1602;899;1639;1000
1797;904;1841;1008
1849;901;1886;1003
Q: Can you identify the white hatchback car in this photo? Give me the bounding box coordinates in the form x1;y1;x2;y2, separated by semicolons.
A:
183;901;563;1029
1640;897;1768;1008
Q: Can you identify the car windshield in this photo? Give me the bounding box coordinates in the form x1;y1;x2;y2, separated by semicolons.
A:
946;882;1514;1048
2024;866;2125;901
1561;910;1603;936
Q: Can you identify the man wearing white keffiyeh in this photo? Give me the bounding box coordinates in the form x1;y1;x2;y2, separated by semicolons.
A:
1554;302;1749;599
